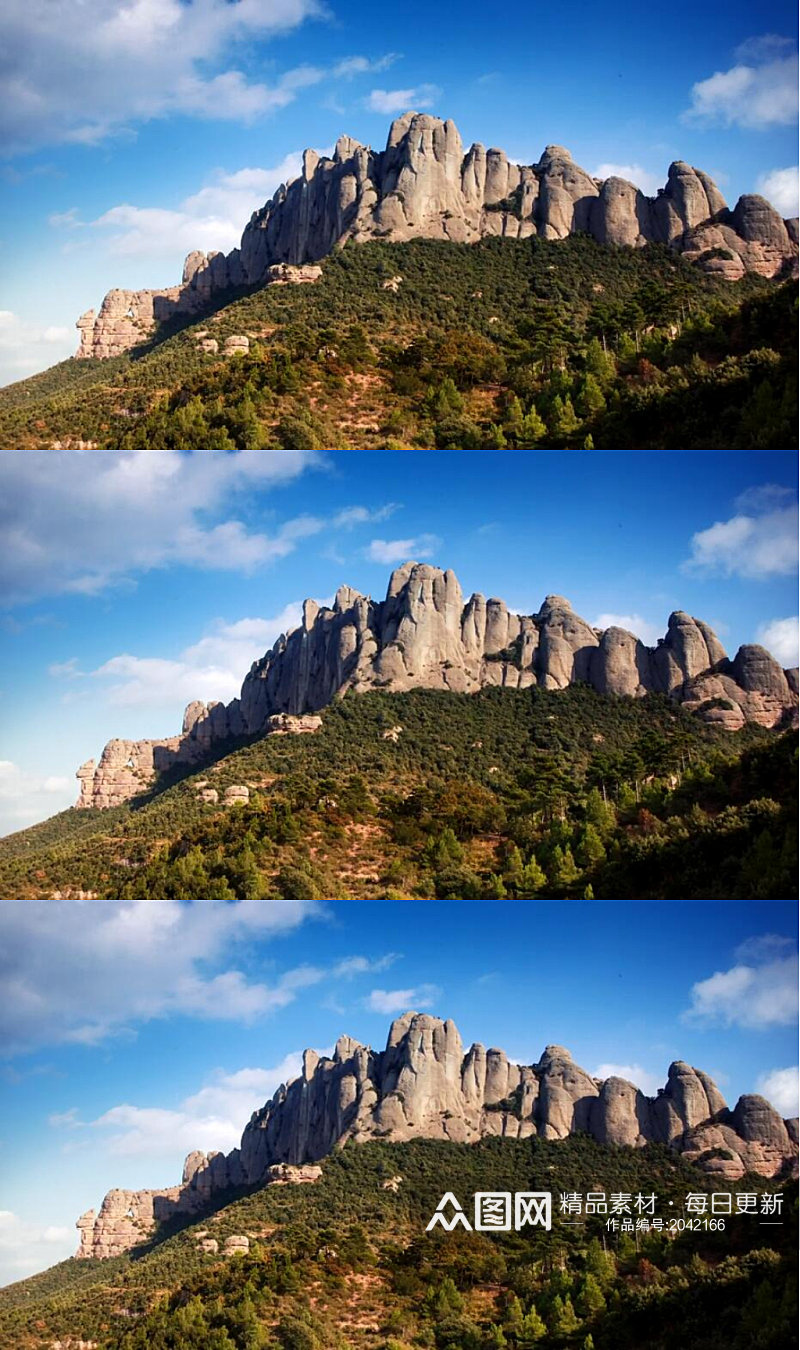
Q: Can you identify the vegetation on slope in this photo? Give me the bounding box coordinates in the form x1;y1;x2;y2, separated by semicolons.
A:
1;687;795;900
0;1138;794;1350
0;238;796;450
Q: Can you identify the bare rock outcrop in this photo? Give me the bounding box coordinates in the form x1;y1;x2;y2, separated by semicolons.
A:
75;1013;799;1259
74;563;799;809
75;115;798;358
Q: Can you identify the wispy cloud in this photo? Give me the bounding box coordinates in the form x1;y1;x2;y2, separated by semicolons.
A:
682;35;798;129
0;899;322;1055
594;1062;662;1096
366;84;441;115
365;533;441;565
0;449;322;606
682;485;798;579
756;616;799;667
365;984;440;1014
682;935;798;1029
756;166;799;216
756;1066;798;1117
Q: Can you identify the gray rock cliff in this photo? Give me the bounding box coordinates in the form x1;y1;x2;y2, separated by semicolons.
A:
75;114;799;358
75;563;799;809
75;1013;799;1258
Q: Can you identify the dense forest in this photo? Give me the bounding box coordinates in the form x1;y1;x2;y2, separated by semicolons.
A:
0;1137;794;1350
0;237;796;450
1;687;796;900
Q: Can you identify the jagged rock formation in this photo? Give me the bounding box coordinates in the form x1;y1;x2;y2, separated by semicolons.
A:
75;1013;799;1258
75;114;798;358
75;563;798;809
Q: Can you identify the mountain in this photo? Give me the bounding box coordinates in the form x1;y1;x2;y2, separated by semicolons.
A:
75;1013;799;1263
3;1136;796;1350
3;236;797;451
74;113;798;360
74;563;798;811
2;684;796;901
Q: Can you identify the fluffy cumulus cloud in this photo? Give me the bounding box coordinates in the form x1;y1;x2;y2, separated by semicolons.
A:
365;984;440;1015
0;310;75;385
58;1056;306;1158
683;35;798;130
72;155;305;261
682;484;798;580
756;616;799;667
682;935;798;1030
0;761;74;836
366;84;441;115
365;533;441;565
593;612;662;646
594;163;662;196
0;1211;74;1284
1;0;329;153
0;899;325;1054
756;1066;799;1117
756;166;799;217
79;606;304;709
593;1062;662;1097
0;448;325;606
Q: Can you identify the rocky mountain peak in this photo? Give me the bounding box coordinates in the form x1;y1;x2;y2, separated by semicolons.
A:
74;113;798;358
74;562;798;809
74;1011;798;1259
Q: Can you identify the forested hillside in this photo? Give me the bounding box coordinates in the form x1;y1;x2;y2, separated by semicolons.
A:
0;1137;794;1350
1;688;795;900
1;238;796;450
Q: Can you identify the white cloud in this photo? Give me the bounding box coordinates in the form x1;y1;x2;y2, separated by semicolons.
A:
365;533;441;565
1;0;327;154
594;163;662;196
756;166;799;217
80;155;304;260
366;84;441;115
334;54;400;79
0;448;322;606
594;612;662;646
682;490;798;579
682;938;798;1029
683;38;798;129
0;310;76;385
0;1210;75;1285
756;1066;799;1117
333;503;401;530
83;605;303;709
333;954;400;978
594;1062;662;1096
0;899;322;1054
756;616;799;667
0;761;74;835
365;984;440;1014
81;1055;305;1157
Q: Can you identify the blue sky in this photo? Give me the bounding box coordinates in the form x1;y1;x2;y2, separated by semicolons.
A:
0;447;797;835
0;1;797;383
0;897;797;1285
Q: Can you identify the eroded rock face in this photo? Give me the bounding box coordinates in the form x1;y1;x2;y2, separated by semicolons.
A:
75;1013;799;1258
75;114;798;358
74;563;799;808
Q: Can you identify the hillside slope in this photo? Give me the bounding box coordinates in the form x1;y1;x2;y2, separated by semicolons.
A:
1;688;796;899
1;238;796;450
0;1138;795;1350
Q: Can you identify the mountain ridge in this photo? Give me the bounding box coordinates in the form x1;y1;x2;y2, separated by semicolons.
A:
74;111;799;359
74;1011;799;1260
75;562;799;810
